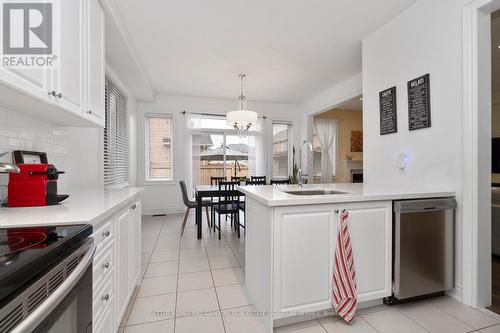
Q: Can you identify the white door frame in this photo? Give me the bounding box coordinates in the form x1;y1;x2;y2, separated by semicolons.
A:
462;0;500;308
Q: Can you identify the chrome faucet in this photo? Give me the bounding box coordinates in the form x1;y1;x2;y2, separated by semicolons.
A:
298;140;312;188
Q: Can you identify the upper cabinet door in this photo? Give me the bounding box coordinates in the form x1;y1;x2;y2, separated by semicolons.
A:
52;0;85;116
0;67;52;103
85;0;105;127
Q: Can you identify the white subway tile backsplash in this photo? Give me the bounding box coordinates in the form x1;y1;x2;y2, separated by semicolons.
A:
0;107;69;195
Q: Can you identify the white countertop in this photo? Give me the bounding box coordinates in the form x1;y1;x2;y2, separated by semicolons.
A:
237;183;455;207
0;187;145;228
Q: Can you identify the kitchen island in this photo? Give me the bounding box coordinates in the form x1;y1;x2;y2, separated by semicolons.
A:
237;183;455;332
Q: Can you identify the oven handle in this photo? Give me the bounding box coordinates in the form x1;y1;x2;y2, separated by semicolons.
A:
11;240;96;333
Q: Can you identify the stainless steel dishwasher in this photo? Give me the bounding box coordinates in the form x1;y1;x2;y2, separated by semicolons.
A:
385;198;457;304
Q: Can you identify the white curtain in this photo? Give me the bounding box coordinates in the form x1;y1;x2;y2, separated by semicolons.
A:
313;118;338;183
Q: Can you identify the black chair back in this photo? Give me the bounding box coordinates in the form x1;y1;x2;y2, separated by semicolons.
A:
251;176;266;184
271;179;290;185
211;176;226;186
179;181;195;208
231;176;246;184
246;180;265;186
217;181;240;204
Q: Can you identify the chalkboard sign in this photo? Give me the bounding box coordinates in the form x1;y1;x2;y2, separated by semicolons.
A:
379;86;397;135
407;74;431;130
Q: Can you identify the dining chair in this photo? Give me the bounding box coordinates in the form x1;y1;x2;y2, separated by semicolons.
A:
212;181;241;239
246;180;265;185
251;176;267;184
231;176;246;184
179;181;211;236
271;178;290;185
211;176;226;186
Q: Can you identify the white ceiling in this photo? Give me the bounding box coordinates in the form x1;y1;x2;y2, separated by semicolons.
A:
111;0;417;104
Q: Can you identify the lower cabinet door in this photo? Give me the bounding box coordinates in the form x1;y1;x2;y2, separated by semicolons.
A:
132;201;142;285
340;201;392;302
94;302;113;333
273;204;336;314
116;208;131;326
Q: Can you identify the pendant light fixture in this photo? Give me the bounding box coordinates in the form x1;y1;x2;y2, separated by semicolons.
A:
226;74;258;137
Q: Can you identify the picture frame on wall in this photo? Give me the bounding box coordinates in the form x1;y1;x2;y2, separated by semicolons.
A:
379;86;397;135
407;73;431;131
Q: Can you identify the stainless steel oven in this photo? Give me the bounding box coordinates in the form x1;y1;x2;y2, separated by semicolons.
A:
0;225;94;333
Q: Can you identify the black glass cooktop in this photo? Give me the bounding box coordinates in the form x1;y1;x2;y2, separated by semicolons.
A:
0;224;92;305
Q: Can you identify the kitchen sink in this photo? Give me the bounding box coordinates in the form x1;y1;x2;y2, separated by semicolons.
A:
284;189;347;196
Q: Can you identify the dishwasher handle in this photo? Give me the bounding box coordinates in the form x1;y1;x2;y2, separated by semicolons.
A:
394;198;456;213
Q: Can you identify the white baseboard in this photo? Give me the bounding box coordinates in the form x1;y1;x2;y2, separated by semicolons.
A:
446;285;463;303
142;208;185;216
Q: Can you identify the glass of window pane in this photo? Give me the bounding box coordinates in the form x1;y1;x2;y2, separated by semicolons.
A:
147;116;172;180
272;124;289;178
192;134;225;186
225;135;249;181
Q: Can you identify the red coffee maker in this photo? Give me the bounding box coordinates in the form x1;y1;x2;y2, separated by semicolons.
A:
8;164;69;207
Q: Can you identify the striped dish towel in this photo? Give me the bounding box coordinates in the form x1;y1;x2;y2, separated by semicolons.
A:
332;210;357;324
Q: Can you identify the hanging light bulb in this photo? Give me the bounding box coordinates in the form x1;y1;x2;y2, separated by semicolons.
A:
226;74;258;137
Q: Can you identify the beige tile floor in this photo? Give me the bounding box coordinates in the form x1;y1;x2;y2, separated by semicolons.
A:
118;213;500;333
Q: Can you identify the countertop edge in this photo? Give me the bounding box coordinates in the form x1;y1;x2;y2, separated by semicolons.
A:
237;185;456;207
0;187;145;228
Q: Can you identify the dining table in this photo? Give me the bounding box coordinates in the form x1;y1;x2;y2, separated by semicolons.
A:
194;185;245;239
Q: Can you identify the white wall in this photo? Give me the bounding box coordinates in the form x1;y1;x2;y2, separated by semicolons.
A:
137;94;301;215
362;0;468;295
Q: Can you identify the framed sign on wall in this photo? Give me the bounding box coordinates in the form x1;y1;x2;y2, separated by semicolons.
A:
379;86;397;135
407;74;431;131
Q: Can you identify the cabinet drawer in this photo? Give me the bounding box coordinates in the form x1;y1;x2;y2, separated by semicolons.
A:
94;294;114;333
93;270;115;322
92;219;114;255
93;240;115;289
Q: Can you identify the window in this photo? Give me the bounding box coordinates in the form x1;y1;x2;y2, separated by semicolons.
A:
188;114;258;187
145;114;173;181
272;122;292;178
104;76;129;190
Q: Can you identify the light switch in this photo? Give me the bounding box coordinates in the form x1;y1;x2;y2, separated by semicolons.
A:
398;153;409;171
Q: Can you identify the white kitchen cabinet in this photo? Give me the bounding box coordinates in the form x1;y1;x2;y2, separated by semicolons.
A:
85;0;105;126
92;198;142;332
273;204;335;314
130;200;142;288
0;68;52;104
270;200;392;317
341;201;392;302
116;207;131;325
52;0;85;116
0;0;105;127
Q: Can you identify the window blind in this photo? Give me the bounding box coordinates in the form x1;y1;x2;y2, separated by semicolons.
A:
104;76;129;190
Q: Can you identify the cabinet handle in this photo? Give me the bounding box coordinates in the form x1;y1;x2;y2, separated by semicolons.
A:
131;204;137;210
55;92;62;98
102;262;110;269
48;90;56;97
334;209;339;214
86;110;93;115
101;294;110;302
102;231;110;237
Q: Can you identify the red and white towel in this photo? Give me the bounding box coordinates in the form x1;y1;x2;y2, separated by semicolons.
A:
332;210;357;324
